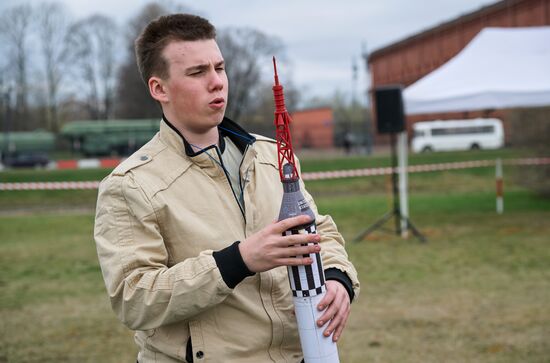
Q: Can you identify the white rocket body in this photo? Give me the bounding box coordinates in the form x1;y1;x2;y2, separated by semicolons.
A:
278;163;340;363
294;294;339;363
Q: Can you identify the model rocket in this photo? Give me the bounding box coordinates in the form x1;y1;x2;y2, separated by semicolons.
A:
272;57;340;363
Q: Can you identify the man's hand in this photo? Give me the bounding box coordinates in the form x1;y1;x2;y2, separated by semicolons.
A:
316;280;351;342
239;215;320;273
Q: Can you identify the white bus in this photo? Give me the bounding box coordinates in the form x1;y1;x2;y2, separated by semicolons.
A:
411;118;504;153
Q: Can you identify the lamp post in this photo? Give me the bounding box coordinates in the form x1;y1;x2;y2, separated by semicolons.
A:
361;41;373;154
1;81;14;163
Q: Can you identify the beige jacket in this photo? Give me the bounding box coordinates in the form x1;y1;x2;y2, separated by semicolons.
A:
94;119;360;363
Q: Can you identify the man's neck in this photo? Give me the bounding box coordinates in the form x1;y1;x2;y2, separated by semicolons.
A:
163;115;220;151
182;127;219;151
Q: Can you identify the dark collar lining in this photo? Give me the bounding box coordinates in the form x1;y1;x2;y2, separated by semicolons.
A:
218;117;256;153
162;115;255;157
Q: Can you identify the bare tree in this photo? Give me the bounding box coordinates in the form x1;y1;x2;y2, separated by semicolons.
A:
244;80;300;138
36;2;70;132
217;27;284;122
115;2;192;119
0;4;33;129
66;14;118;120
115;3;169;118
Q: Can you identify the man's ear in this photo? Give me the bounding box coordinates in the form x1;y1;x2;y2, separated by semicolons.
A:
149;77;168;103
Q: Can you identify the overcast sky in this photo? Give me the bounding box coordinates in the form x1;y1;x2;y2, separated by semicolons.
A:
4;0;497;104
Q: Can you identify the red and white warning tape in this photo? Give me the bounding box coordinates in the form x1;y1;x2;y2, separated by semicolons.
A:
1;157;549;191
301;157;550;181
0;181;100;191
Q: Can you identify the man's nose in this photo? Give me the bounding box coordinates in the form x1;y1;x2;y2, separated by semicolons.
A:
208;69;225;91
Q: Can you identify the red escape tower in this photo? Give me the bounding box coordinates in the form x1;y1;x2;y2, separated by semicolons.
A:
272;57;299;182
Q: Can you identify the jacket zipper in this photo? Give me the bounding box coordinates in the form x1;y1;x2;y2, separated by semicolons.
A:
238;143;251;209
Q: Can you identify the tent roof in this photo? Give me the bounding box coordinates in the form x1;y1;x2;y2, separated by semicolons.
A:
403;26;550;115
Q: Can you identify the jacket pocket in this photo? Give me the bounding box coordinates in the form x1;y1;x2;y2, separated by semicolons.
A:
144;321;191;361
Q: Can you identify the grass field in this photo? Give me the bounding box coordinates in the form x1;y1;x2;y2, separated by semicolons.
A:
1;149;549;362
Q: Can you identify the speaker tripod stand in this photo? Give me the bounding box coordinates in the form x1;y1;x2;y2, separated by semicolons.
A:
354;132;426;243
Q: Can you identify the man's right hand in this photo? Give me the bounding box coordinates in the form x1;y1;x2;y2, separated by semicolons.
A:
239;215;321;273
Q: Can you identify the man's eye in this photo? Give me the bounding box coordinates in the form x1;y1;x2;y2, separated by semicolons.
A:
189;70;203;76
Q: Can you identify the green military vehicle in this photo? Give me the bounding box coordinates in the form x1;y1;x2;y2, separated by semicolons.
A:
60;119;160;157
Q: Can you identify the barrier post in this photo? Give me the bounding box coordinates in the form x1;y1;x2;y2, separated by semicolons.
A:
496;158;503;214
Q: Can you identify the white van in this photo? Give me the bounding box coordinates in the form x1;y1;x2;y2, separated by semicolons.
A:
411;118;504;153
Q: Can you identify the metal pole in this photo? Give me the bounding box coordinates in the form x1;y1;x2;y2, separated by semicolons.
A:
2;84;12;161
496;158;504;214
397;131;409;237
361;42;373;155
390;133;401;235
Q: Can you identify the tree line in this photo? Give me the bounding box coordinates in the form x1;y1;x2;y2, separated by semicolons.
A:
0;2;300;136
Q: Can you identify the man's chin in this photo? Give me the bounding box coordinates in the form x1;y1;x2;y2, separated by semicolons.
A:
199;114;225;131
210;112;226;125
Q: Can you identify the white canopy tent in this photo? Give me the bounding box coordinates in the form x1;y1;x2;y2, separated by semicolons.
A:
404;26;550;115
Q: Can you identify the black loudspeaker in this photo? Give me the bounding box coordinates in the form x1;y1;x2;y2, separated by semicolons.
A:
374;85;405;134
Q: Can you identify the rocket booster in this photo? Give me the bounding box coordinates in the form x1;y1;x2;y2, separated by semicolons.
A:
273;58;340;363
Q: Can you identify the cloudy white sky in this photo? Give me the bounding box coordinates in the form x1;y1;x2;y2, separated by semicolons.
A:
4;0;497;104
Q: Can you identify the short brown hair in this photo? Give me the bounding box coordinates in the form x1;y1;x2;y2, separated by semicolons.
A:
135;14;216;84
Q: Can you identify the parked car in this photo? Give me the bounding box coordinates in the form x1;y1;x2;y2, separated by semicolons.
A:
3;152;50;168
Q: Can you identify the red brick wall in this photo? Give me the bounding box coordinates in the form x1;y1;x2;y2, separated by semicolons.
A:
290;108;334;149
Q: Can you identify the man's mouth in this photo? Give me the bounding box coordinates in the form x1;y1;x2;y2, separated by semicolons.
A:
209;98;225;108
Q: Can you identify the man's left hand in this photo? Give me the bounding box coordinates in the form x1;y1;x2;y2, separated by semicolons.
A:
316;280;351;342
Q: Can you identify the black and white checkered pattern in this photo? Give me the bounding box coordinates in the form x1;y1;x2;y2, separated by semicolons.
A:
284;224;326;298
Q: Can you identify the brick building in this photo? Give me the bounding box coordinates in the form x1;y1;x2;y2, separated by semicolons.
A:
368;0;550;140
290;107;334;149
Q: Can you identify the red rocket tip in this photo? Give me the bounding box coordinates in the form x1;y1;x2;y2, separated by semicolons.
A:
273;56;280;85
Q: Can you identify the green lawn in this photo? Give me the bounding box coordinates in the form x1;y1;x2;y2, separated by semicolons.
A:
337;194;550;363
0;168;111;183
1;149;549;362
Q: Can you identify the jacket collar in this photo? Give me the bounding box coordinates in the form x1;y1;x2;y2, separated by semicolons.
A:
160;115;255;157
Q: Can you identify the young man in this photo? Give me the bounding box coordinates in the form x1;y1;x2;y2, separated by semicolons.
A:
94;14;359;363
